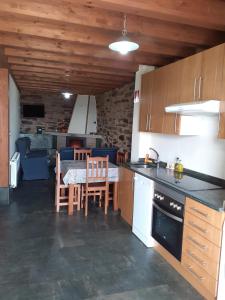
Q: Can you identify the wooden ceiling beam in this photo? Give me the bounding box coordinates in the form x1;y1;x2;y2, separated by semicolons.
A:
16;79;118;89
0;0;224;46
14;75;128;86
11;70;130;82
0;12;196;57
9;63;133;77
0;31;194;60
19;84;107;94
6;49;138;72
79;0;225;31
5;48;172;70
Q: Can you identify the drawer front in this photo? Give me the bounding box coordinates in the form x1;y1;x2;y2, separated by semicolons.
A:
186;197;224;229
185;211;222;246
182;238;219;280
183;226;221;263
182;255;218;297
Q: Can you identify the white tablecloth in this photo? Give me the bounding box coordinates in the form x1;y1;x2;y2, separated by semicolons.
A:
61;160;119;185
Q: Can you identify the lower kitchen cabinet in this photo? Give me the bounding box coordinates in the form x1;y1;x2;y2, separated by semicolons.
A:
118;167;134;226
181;197;225;300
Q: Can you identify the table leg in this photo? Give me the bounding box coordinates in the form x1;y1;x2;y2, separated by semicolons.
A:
113;181;118;211
68;184;74;216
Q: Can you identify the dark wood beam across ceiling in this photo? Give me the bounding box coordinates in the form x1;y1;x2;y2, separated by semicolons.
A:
0;0;225;95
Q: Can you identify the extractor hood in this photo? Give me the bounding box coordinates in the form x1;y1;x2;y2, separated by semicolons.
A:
165;100;220;115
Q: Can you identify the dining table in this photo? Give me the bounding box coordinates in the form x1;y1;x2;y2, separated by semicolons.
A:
60;160;119;215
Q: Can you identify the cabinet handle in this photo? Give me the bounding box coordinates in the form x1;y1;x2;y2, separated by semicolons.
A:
148;114;151;131
174;113;177;134
190;206;208;218
188;221;208;234
193;77;197;101
185;264;204;281
146;114;149;131
187;250;207;266
198;76;202;100
187;235;207;251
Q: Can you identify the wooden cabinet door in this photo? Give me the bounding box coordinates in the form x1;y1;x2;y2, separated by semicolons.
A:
118;167;134;226
179;52;202;103
163;61;181;135
150;68;167;133
199;44;225;101
139;72;153;132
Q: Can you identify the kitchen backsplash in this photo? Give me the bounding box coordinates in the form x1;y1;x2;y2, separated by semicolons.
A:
137;115;225;179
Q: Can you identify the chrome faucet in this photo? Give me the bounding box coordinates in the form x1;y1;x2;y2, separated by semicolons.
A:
149;148;160;168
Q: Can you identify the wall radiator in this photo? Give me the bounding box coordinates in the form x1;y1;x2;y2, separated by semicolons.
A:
10;152;20;188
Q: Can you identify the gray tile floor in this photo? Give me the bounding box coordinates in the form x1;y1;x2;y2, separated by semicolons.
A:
0;175;203;300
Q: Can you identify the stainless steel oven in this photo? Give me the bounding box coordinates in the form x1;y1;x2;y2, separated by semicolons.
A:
151;183;185;261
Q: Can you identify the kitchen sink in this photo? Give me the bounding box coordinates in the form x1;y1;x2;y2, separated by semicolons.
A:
129;163;156;168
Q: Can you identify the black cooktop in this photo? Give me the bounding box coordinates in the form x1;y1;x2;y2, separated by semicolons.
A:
156;170;222;191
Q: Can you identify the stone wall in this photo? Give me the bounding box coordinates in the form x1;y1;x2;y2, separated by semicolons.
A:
96;82;134;153
20;94;76;133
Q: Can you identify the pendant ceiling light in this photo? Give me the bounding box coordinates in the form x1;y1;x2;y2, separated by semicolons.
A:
62;92;73;100
109;14;139;55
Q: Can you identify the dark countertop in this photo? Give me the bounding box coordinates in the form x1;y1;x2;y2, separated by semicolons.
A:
126;164;225;212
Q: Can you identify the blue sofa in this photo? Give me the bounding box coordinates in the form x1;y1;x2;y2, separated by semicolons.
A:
16;137;49;180
60;147;117;164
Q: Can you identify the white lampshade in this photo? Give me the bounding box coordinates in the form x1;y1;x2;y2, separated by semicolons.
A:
109;38;139;55
108;14;139;55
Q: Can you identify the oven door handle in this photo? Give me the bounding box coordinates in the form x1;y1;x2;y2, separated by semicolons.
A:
153;201;183;223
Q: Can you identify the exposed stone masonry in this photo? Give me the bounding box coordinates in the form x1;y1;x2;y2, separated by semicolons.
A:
20;94;75;133
96;82;134;154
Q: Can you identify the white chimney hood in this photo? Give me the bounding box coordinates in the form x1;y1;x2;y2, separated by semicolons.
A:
165;100;220;115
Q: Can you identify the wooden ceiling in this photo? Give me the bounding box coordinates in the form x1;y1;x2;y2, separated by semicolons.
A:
1;0;225;95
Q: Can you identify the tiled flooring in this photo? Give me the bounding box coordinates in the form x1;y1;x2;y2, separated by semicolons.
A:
0;176;203;300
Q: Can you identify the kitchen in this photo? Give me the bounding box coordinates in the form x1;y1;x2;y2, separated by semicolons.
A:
1;1;225;300
117;43;225;300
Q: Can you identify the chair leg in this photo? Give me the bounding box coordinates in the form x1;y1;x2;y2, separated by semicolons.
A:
81;185;84;209
56;187;60;212
77;185;81;211
85;192;88;217
104;187;109;215
99;191;102;207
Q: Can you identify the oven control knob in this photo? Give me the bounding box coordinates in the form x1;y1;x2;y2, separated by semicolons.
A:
170;202;174;206
173;204;178;209
177;206;182;211
159;196;164;201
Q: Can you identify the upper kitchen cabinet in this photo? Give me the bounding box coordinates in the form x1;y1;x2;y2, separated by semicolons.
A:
200;44;225;101
150;68;167;133
162;61;182;135
180;44;225;103
139;72;154;132
179;52;202;103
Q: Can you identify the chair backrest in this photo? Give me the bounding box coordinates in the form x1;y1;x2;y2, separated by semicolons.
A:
74;149;92;161
16;137;30;159
92;147;117;164
86;156;109;184
116;150;128;165
56;151;61;185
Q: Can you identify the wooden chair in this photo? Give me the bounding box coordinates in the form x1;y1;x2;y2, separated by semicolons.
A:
116;150;129;165
74;149;92;160
82;156;109;216
55;152;80;214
